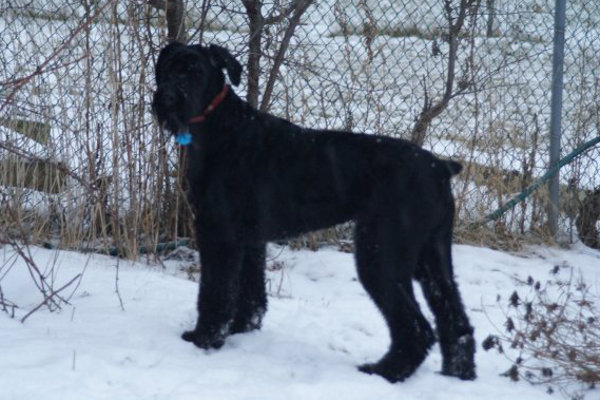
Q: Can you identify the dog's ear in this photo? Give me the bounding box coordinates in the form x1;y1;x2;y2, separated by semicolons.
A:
208;44;242;86
156;42;185;84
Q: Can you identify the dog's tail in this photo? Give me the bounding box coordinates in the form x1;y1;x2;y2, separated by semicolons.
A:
443;160;463;177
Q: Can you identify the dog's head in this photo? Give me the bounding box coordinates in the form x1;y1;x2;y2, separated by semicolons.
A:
152;42;242;136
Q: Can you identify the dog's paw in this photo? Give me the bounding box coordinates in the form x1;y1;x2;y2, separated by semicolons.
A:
181;329;226;350
441;334;476;380
230;307;266;334
441;363;476;381
358;356;418;383
230;320;261;335
358;362;413;383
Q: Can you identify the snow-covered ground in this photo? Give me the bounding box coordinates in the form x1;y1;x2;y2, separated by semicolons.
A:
1;243;599;400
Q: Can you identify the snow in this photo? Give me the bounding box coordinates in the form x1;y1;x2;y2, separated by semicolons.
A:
1;243;599;400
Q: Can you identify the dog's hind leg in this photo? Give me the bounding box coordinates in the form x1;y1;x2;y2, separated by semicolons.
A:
415;224;476;380
354;218;435;382
230;243;268;334
182;239;244;349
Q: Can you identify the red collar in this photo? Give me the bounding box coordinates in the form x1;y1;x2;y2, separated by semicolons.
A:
188;84;229;124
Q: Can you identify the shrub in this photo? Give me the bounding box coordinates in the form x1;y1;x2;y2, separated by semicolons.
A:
483;264;600;399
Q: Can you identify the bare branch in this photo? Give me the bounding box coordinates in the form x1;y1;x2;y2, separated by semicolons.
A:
264;0;300;25
0;141;93;191
0;0;117;115
20;273;82;323
260;0;314;111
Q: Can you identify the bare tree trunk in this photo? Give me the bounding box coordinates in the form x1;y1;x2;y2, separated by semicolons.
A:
259;0;313;111
197;0;212;43
243;0;315;110
242;0;264;108
148;0;187;43
486;0;495;37
410;0;481;147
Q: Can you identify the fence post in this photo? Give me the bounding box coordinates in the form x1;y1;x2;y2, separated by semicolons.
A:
548;0;566;238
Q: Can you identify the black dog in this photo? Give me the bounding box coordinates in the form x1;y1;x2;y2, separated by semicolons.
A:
152;42;475;383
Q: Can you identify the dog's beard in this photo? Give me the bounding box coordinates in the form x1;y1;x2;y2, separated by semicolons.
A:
153;91;190;135
160;115;189;136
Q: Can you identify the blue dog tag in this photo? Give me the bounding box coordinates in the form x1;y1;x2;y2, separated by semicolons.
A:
175;132;192;146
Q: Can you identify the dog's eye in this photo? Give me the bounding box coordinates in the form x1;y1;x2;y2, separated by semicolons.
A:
186;63;204;75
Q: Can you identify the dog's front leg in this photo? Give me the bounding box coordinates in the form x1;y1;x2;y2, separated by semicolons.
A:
182;240;244;349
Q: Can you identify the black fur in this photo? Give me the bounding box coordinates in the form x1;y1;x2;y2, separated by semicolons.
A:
152;42;476;382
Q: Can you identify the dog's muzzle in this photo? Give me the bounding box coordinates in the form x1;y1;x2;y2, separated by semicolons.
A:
152;87;190;137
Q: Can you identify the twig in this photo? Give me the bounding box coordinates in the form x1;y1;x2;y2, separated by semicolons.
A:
0;55;87;87
115;259;125;311
0;285;18;318
20;273;82;323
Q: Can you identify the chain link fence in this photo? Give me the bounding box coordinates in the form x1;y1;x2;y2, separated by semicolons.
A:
1;0;599;254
